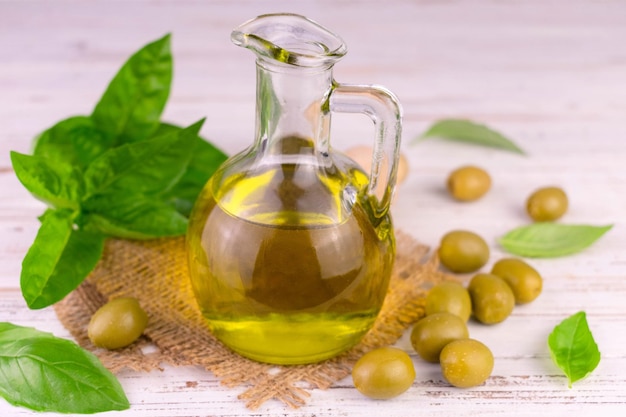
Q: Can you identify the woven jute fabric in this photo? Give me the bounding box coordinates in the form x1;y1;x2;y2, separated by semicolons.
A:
54;230;453;409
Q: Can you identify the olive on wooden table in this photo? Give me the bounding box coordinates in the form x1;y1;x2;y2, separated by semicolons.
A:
446;165;491;202
425;281;472;322
491;258;543;304
468;273;515;324
439;338;494;388
410;313;469;363
526;186;568;221
438;230;490;273
352;347;416;399
88;297;148;350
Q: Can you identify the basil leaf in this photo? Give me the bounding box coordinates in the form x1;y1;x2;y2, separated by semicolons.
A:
92;34;172;143
153;122;227;215
32;116;115;170
21;209;105;309
83;119;203;198
10;151;83;210
548;312;601;387
417;119;526;155
0;322;129;413
499;223;612;258
83;194;188;239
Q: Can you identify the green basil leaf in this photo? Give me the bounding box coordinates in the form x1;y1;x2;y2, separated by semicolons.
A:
548;312;601;387
91;34;172;143
83;194;188;239
21;209;105;309
417;119;526;155
83;119;204;198
10;151;83;210
0;322;129;413
31;116;115;170
153;122;227;216
499;223;612;258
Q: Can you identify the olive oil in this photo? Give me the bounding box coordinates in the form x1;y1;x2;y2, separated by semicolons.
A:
187;160;395;364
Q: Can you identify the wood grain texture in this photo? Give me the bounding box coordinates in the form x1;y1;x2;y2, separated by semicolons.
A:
1;0;625;416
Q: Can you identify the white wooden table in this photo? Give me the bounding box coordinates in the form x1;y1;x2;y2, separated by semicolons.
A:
2;1;626;416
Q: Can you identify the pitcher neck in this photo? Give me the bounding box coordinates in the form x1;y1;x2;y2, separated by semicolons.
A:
254;59;333;155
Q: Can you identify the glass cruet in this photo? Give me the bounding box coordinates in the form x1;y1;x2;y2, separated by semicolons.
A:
186;13;403;365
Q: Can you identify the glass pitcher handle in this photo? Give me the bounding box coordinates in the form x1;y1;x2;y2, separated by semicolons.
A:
330;83;403;218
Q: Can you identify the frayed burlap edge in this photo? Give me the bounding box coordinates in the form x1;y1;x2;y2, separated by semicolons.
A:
54;230;455;409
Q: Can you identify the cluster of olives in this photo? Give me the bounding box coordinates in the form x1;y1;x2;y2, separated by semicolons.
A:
352;248;544;399
88;297;149;350
411;282;493;388
437;230;543;316
412;252;543;385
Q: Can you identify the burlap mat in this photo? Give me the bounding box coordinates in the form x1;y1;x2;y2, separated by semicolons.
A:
54;230;453;409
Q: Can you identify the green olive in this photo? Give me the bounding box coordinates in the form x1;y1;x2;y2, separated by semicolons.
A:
352;347;416;399
88;297;148;350
526;186;568;222
491;258;543;304
425;281;472;322
447;165;491;202
438;230;490;273
440;338;494;388
468;273;515;324
410;313;469;363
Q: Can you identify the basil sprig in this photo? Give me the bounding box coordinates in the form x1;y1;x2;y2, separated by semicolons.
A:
11;34;227;310
0;322;129;413
548;312;601;387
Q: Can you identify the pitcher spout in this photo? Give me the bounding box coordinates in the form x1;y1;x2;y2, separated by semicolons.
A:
231;13;347;68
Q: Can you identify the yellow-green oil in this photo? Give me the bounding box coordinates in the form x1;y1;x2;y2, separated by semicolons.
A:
187;153;395;364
